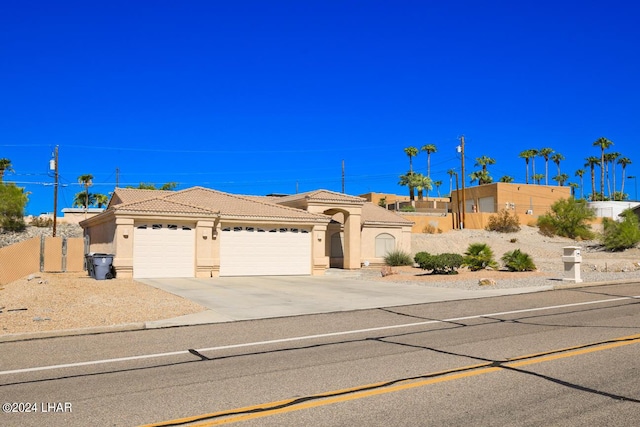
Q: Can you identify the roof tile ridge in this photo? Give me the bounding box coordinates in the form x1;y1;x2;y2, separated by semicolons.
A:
229;192;331;218
312;189;366;200
118;196;219;214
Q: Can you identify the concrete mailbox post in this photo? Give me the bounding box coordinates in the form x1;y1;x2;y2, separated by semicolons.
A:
562;246;583;283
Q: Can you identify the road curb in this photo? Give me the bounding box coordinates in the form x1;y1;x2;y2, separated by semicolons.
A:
552;278;640;290
0;322;146;343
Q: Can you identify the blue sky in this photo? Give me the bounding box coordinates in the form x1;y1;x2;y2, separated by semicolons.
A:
2;1;639;215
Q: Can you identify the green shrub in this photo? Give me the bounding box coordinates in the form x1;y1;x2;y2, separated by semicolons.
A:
601;209;640;251
463;242;498;271
384;250;414;266
30;217;53;227
414;251;463;275
0;183;27;232
536;197;595;240
400;205;416;212
501;249;536;271
486;209;521;233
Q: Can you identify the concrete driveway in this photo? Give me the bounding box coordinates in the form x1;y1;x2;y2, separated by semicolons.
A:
138;274;551;328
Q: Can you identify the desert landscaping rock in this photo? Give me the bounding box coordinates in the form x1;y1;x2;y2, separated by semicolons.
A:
0;224;83;248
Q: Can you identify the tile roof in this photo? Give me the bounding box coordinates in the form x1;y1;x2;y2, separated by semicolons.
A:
273;189;366;205
114;198;219;216
109;187;330;222
105;187;412;225
109;188;173;208
361;202;414;225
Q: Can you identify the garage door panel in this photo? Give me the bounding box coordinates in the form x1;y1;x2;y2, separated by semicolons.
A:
220;227;311;276
133;224;195;278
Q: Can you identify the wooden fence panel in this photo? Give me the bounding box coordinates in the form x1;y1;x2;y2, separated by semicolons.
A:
43;236;63;272
66;237;85;272
0;237;41;285
0;236;86;285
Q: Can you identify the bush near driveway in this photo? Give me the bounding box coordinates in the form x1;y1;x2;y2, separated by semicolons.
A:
414;252;464;275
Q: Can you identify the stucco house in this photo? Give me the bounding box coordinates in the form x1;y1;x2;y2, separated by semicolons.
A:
80;187;413;279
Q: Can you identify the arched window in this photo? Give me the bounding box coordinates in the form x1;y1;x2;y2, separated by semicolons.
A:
375;233;396;257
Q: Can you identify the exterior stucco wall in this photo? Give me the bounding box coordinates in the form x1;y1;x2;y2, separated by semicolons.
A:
196;220;216;277
360;225;412;266
60;209;104;224
85;217;116;255
401;213;455;233
452;183;571;217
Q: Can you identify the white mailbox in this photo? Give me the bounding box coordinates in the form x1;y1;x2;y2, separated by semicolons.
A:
562;246;583;283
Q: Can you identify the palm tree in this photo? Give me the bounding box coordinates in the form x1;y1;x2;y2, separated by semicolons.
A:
539;148;554;185
94;193;109;208
398;172;417;201
519;150;534;184
618;157;632;196
593;137;613;198
433;180;443;197
470;170;492;185
469;156;495;186
420;144;437;197
574;169;585;199
500;175;515;183
403;146;419;174
78;174;94;212
551;152;565;176
414;174;433;200
529;149;539;178
73;191;96;209
605;151;620;197
532;173;544;185
447;169;456;195
475;156;495;173
584;156;600;200
552;173;569;186
0;158;13;182
569;182;579;197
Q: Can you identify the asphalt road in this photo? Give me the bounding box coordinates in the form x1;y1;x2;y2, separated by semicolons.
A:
1;283;640;426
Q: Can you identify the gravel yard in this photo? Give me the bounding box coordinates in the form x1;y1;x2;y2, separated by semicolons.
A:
0;273;206;336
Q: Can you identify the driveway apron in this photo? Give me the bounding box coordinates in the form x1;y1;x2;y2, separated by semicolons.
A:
138;276;551;328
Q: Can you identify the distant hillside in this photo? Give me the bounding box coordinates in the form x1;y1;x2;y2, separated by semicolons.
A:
0;224;83;249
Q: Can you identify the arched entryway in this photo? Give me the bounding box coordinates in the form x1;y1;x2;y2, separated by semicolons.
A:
319;207;361;270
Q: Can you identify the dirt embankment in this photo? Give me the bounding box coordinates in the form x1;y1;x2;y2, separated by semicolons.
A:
411;225;640;273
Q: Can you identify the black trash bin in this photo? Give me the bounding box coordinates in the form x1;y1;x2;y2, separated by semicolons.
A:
92;254;114;280
85;254;96;278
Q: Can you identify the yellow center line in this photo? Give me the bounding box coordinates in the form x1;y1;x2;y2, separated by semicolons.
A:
141;333;640;427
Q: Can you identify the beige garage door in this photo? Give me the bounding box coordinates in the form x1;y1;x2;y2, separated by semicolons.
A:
220;226;311;276
133;223;195;278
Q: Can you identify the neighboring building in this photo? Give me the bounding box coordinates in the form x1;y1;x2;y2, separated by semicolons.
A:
80;187;413;279
451;183;571;229
61;208;105;224
588;201;640;220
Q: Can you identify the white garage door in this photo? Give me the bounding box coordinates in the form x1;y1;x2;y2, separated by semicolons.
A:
220;226;311;276
133;223;195;278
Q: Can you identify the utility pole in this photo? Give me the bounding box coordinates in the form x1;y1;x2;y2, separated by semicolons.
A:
51;146;59;237
453;171;460;229
116;167;119;188
458;135;466;229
